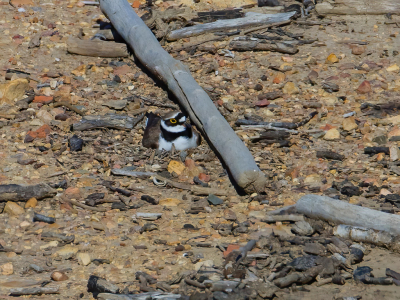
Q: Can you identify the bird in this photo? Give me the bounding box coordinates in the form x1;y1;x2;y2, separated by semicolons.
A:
142;111;201;151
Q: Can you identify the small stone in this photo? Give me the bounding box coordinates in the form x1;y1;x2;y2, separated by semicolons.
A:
77;252;91;266
4;201;25;216
64;187;81;199
389;127;400;138
32;95;53;104
69;135;83;151
387;115;400;125
198;173;210;182
159;198;182;206
255;99;270;107
53;246;79;259
175;245;184;251
208;194;223;205
223;209;237;221
223;244;240;257
372;135;387;145
324;128;340;140
10;0;33;5
342;117;358;131
55;113;68;121
168;160;186;175
304;174;322;185
102;99;127;110
351;45;365;55
0;78;29;106
390;145;400;161
356;81;372;94
51;271;69;281
325;53;339;64
282;82;299;94
36;110;53;123
25;197;37;208
0;262;13;275
194;259;214;271
272;72;285;84
387;64;399;72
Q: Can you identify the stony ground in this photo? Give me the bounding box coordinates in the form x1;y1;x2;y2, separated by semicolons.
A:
1;0;400;299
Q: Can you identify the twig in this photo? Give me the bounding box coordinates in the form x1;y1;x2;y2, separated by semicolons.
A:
169;36;224;53
128;95;179;109
241;125;298;133
9;287;59;296
54;102;85;116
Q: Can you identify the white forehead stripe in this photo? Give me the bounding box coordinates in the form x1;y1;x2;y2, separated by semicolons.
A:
179;116;186;122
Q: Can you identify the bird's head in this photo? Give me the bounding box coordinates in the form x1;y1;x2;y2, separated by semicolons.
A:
161;111;188;133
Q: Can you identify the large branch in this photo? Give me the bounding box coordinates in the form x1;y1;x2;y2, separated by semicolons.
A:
296;195;400;235
99;0;266;194
167;11;295;41
316;0;400;15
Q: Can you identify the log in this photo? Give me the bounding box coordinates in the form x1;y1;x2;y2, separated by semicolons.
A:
0;183;56;202
99;0;266;194
316;0;400;15
296;195;400;235
167;11;295;41
67;37;129;57
9;287;59;296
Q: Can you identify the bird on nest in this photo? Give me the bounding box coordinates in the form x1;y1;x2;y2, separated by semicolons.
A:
142;111;201;151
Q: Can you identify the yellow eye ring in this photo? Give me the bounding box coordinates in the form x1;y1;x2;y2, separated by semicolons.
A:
170;118;177;124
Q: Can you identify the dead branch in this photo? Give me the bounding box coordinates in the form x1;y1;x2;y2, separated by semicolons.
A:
99;0;267;194
67;37;129;57
0;184;56;202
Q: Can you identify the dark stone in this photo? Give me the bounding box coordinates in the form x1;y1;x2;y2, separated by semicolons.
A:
141;195;158;205
111;202;127;211
69;135;83;151
340;185;362;196
385;194;400;203
87;275;119;297
175;245;185;251
289;255;318;271
354;266;373;282
208;194;223;205
258;0;280;7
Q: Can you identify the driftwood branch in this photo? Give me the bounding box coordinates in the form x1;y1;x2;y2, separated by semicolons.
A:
67;37;129;57
0;184;56;202
296;195;400;235
99;0;266;193
229;39;298;54
316;0;400;15
167;11;295;41
9;287;59;296
73;114;143;131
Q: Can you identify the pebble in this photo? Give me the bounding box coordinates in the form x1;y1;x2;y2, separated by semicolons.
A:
53;246;79;259
77;252;91;266
25;197;38;208
69;135;83;151
351;45;365;55
325;53;339;64
208;194;223;205
342;117;358;131
282;82;299;94
324;128;340;140
386;64;399;72
4;201;25;216
51;271;69;281
32;95;53;104
0;262;13;275
389;145;400;161
159;198;182;206
168;160;186;175
356;80;372;94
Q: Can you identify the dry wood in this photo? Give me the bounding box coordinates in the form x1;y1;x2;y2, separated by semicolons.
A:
73;114;142;131
262;214;305;223
67;37;129;57
9;287;59;296
229;39;298;54
65;198;108;212
0;183;56;202
316;0;400;15
167;11;295;41
99;0;267;194
296;195;400;235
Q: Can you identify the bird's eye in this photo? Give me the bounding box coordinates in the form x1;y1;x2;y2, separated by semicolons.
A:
170;118;177;124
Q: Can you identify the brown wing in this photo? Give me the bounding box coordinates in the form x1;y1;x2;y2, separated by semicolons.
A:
142;112;161;149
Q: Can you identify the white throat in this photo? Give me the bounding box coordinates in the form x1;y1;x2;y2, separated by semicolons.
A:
161;120;186;133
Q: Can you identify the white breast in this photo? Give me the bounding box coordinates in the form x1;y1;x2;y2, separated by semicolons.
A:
158;134;198;151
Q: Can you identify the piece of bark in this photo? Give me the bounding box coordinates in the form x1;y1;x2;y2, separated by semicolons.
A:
296;195;400;235
0;184;56;202
364;147;390;155
316;0;400;15
386;268;400;281
167;11;295;41
73;114;142;131
67;37;129;57
229;39;298;54
9;287;59;296
99;0;266;194
316;150;345;161
262;214;304;223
